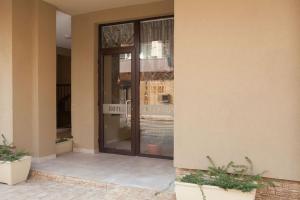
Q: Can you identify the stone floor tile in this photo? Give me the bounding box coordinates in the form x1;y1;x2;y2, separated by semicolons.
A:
0;176;175;200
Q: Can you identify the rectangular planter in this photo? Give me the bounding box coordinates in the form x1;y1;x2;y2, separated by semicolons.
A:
0;156;32;185
56;139;73;155
175;182;256;200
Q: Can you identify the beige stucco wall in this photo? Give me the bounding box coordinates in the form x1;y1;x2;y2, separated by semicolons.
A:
32;0;56;157
0;0;13;143
72;0;174;152
0;0;56;157
12;0;35;154
174;0;300;181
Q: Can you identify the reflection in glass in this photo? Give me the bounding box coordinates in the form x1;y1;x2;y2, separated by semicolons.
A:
102;23;134;48
103;54;132;151
139;18;174;157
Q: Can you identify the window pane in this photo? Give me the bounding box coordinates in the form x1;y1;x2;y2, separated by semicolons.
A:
139;18;174;157
101;23;134;48
103;54;132;152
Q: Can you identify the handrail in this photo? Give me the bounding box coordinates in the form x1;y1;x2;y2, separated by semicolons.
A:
57;83;71;86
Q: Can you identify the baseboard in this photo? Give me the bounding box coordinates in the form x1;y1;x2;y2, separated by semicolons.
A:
73;148;96;154
32;154;56;163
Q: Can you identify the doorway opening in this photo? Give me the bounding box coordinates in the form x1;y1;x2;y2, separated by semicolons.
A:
56;11;72;140
99;16;174;159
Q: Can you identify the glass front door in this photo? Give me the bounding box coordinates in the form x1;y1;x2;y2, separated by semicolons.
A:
99;17;174;158
102;53;133;153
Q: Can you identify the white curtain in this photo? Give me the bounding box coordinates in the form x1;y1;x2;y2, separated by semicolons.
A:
140;18;174;68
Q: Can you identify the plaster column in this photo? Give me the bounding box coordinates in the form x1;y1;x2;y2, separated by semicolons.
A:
0;0;13;144
0;0;56;159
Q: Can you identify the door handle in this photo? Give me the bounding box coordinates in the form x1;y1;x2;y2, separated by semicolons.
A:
125;100;131;122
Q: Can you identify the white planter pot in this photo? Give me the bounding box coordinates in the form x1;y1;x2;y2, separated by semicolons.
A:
56;139;73;155
175;182;256;200
0;156;32;185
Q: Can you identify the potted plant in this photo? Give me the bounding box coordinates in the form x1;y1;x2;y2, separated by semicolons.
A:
147;144;161;155
175;156;274;200
0;134;31;185
55;137;73;155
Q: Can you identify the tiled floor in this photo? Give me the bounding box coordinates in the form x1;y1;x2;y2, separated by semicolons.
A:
32;152;175;191
0;176;176;200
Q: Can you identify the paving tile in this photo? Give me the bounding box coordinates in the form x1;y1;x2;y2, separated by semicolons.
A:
0;177;175;200
32;152;175;191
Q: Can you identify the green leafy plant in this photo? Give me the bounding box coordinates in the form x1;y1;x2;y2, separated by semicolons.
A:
56;137;72;144
180;156;274;199
0;134;28;162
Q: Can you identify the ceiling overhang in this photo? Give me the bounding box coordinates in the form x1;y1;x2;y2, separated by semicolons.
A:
43;0;166;15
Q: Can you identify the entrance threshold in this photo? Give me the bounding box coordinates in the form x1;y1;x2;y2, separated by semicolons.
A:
32;152;175;192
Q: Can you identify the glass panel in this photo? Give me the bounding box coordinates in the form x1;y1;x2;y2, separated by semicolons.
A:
103;53;132;152
139;18;174;157
102;23;134;48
